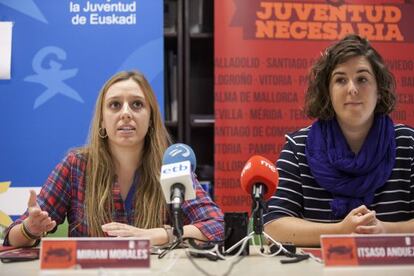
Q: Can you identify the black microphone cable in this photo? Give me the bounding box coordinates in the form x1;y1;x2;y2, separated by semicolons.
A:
158;239;181;259
184;236;250;276
185;249;245;276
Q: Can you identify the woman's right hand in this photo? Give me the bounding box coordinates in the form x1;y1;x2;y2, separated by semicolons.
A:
24;190;56;237
101;222;169;246
338;205;376;234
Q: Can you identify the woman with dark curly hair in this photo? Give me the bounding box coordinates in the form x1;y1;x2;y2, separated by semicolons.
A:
264;34;414;246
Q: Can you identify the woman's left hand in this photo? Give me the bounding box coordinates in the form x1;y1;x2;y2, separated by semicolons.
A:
101;222;168;246
354;212;387;234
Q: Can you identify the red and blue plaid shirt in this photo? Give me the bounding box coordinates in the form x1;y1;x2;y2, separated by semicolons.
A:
4;151;224;244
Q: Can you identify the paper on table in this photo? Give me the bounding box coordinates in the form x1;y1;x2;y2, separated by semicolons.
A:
0;22;13;80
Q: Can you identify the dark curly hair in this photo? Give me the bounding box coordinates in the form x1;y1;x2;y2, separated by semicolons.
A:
304;34;396;120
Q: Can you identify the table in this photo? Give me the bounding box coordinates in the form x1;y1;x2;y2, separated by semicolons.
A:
1;246;414;276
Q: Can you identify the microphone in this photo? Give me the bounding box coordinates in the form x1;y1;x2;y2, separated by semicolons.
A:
223;156;280;255
240;155;278;234
161;143;196;205
240;155;278;201
160;143;197;239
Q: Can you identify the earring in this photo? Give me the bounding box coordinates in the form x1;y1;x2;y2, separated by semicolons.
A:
98;127;108;139
148;119;154;135
148;125;154;136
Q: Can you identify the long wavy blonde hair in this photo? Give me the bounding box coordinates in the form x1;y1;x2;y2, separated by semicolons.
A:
81;71;171;236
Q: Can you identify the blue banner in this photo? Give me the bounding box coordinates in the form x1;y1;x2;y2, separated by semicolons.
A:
0;0;164;225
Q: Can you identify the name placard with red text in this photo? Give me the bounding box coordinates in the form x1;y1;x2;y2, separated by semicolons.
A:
40;238;150;270
321;234;414;267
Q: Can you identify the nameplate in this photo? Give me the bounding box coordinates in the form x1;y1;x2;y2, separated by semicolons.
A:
40;238;150;270
321;234;414;266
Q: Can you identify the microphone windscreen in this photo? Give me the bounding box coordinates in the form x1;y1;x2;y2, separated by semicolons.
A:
163;143;197;172
240;155;278;200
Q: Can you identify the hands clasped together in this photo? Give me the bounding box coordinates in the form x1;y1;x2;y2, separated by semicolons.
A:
340;205;386;234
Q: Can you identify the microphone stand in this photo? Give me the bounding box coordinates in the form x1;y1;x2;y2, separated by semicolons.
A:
225;184;279;255
159;183;185;259
170;183;185;241
171;207;183;241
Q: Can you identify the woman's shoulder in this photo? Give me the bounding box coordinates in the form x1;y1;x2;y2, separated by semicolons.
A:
284;125;312;144
394;123;414;136
63;148;88;166
394;124;414;149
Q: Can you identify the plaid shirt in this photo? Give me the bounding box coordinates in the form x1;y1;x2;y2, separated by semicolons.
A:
4;151;224;244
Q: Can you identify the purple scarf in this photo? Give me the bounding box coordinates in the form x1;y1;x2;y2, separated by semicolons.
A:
305;115;396;219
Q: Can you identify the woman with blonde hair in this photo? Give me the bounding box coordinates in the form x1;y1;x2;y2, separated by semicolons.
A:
4;71;224;247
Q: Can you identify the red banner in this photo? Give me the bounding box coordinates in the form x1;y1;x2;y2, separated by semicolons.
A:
214;0;414;212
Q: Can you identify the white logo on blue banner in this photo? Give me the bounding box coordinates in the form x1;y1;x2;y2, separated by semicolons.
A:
0;0;164;226
24;46;82;109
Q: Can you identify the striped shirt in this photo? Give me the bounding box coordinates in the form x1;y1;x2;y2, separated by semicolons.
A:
4;150;224;244
264;124;414;224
